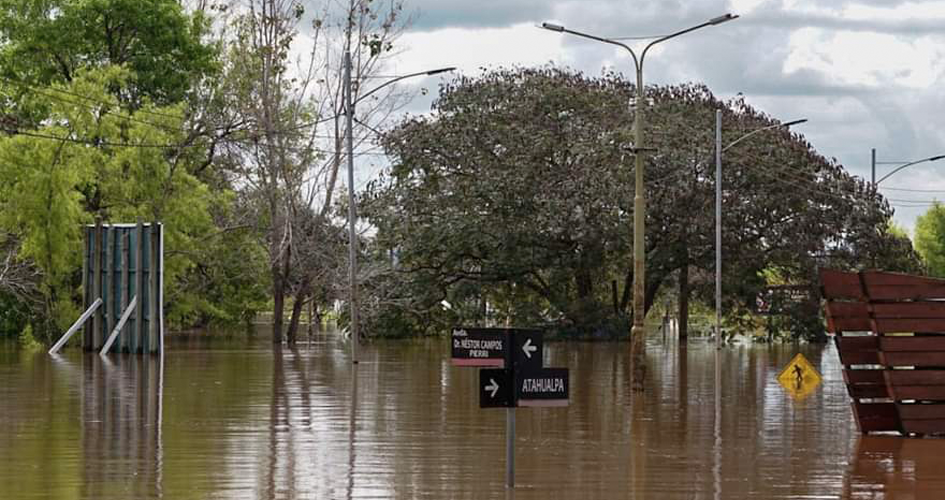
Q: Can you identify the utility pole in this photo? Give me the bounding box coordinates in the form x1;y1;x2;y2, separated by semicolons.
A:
345;49;359;364
715;110;722;351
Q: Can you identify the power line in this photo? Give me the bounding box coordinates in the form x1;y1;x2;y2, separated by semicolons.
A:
4;129;190;149
880;186;945;193
0;75;185;133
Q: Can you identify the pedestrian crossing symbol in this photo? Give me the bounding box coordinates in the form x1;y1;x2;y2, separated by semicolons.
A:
777;353;822;401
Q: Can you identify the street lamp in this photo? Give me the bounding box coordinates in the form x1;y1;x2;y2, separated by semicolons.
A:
714;113;806;350
541;14;738;391
872;148;945;185
345;50;455;363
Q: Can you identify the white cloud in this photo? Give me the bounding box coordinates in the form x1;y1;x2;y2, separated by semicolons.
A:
843;1;945;21
390;23;567;76
784;28;945;88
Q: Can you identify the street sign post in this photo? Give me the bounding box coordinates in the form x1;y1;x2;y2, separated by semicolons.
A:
452;326;570;488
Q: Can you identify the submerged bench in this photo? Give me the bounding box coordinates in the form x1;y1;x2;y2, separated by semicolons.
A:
821;269;945;435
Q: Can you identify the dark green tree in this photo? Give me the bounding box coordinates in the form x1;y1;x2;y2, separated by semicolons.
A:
362;67;914;339
0;0;217;108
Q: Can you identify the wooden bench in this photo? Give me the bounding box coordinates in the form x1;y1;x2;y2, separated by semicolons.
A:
821;268;945;435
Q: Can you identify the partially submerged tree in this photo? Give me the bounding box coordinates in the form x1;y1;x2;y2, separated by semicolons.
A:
362;67;914;340
0;68;218;340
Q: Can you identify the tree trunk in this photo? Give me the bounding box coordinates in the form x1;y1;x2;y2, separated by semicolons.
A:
678;264;690;341
271;238;292;344
286;291;308;344
272;267;284;344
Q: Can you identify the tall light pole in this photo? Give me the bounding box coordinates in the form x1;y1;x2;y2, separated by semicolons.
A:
541;14;738;390
872;148;945;185
344;50;454;363
715;114;806;350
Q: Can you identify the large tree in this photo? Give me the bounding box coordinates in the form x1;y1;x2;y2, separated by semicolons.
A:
915;203;945;277
0;67;220;340
362;67;914;339
206;0;411;344
0;0;216;109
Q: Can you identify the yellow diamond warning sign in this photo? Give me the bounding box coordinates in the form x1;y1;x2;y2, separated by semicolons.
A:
777;353;822;401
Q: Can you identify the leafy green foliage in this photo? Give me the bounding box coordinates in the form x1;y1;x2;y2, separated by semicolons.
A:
915;202;945;277
0;0;217;108
0;67;231;337
363;67;915;340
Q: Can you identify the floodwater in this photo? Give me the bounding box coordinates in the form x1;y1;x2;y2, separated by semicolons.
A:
1;333;943;499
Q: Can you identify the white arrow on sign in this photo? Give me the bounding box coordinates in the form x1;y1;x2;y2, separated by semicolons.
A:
485;378;500;398
522;338;537;359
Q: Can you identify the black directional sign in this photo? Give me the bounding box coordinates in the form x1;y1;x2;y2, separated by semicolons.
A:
452;328;508;367
511;329;543;372
454;326;570;408
516;368;569;407
479;368;514;408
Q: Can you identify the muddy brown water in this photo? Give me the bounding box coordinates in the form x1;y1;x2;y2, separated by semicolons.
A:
1;334;942;499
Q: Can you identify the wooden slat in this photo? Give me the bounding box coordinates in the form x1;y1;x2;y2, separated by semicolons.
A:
829;316;872;332
825;301;871;333
889;385;945;400
886;370;945;386
874;318;945;334
844;369;885;384
82;226;92;350
837;336;880;365
149;222;160;354
844;369;889;398
827;301;869;317
871;301;945;319
897;403;945;420
820;269;864;300
848;384;890;399
880;336;945;352
900;419;945;435
840;350;881;366
135;219;144;353
867;285;945;301
862;270;945;287
838;336;879;351
852;402;899;433
882;352;945;368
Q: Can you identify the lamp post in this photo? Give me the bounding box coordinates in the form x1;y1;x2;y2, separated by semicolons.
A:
871;148;945;185
714;113;806;350
344;51;454;363
541;14;737;390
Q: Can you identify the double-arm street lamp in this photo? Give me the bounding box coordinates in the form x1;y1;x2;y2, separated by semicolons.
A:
541;14;738;390
715;114;807;350
871;148;945;186
344;51;455;363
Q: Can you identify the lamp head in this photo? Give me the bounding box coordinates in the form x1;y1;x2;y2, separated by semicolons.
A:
541;22;565;32
783;118;808;127
708;13;739;25
426;67;456;76
930;155;945;162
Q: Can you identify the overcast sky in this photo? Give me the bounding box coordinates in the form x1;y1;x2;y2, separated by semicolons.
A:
376;0;945;234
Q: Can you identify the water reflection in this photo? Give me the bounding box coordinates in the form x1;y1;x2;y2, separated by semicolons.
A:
846;436;945;499
4;336;945;499
81;354;164;499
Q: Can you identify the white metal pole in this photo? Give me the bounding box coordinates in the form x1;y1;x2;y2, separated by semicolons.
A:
506;407;515;487
715;110;722;350
345;49;360;364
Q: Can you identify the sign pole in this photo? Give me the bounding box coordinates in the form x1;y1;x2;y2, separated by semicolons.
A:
506;406;515;488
